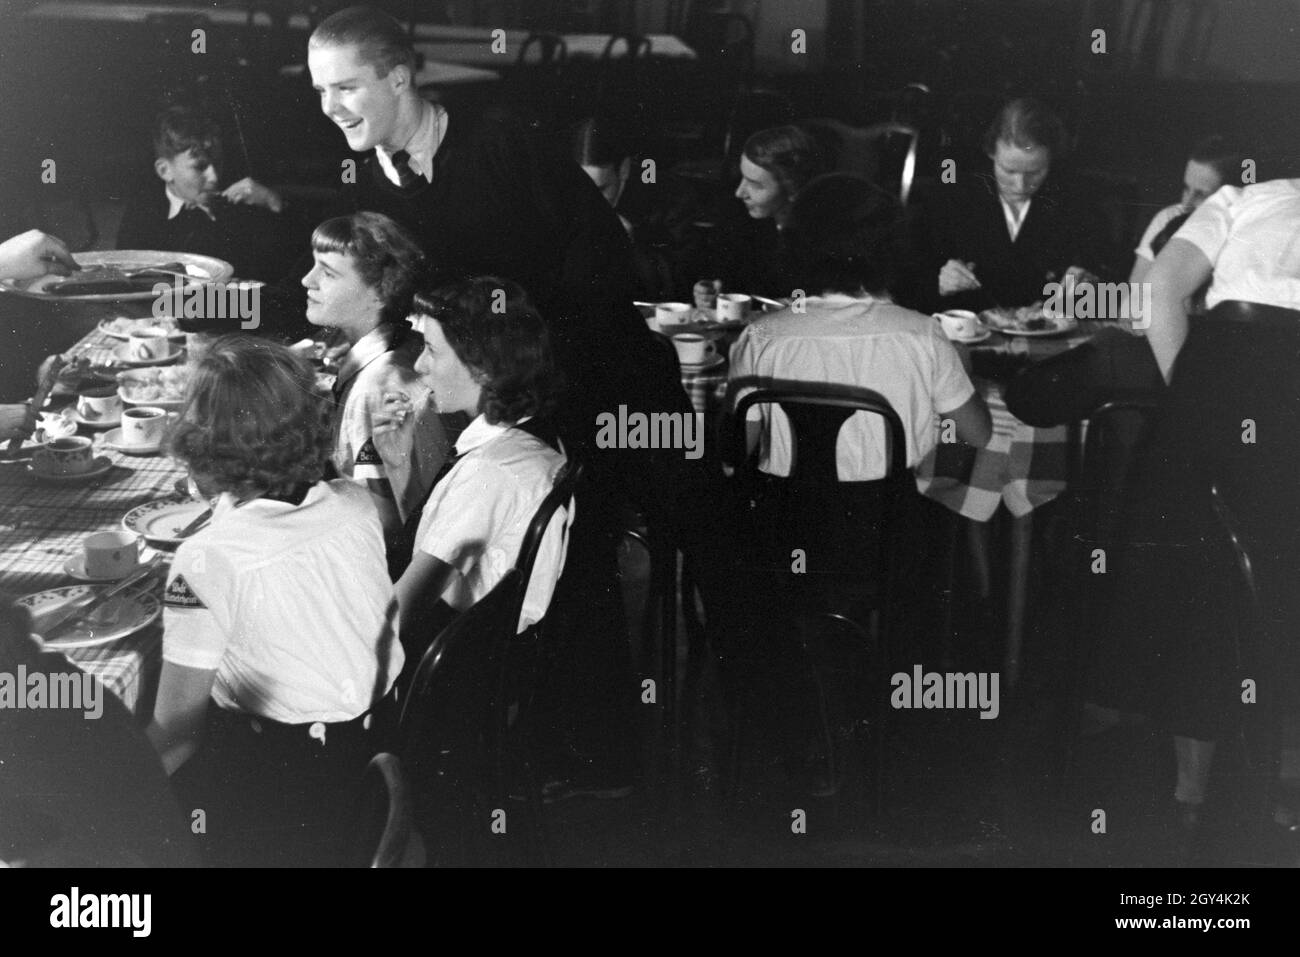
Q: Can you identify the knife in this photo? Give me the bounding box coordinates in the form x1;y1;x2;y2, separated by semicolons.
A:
38;553;164;640
174;508;212;540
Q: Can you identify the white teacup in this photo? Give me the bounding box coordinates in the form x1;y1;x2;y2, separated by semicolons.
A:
127;327;172;362
84;530;140;579
717;293;752;322
936;309;979;339
654;302;693;330
33;435;94;475
121;406;169;447
671;333;717;366
76;386;123;422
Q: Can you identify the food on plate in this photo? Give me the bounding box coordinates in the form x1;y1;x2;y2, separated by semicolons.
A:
37;407;79;439
982;303;1058;332
56;355;116;388
117;366;189;404
103;315;182;337
45;263;189;297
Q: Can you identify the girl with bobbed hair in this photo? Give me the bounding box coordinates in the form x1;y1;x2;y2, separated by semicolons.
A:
302;211;449;544
693;125;832;305
148;335;403;865
735;125;830;226
393;277;571;649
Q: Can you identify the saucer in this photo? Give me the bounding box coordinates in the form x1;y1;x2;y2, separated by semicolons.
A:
677;353;725;372
74;406;124;430
110;341;183;368
101;427;163;455
28;456;114;484
64;546;160;582
947;327;993;344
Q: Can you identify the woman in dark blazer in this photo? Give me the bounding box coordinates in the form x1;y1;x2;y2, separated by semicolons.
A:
902;98;1114;315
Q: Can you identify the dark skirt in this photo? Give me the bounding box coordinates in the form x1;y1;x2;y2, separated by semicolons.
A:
172;697;395;867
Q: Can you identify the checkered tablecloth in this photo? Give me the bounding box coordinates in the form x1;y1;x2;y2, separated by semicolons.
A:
0;327;187;714
681;364;729;415
915;320;1119;521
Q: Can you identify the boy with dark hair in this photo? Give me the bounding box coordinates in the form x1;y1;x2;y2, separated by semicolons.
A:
116;105;304;282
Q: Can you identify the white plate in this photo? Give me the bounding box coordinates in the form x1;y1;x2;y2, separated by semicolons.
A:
678;353;725;372
122;499;209;544
98;317;186;341
0;250;234;302
74;407;123;430
110;341;184;368
947;327;993;344
17;584;161;649
101;427;163;455
63;546;161;582
27;455;114;484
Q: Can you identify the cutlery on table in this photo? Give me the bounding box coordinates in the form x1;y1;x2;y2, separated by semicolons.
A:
38;553;165;640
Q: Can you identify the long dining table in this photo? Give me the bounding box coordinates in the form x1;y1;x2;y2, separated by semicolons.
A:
0;324;189;718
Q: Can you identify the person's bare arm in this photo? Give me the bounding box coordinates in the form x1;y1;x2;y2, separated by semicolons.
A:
940;392;993;448
365;478;402;541
0;230;77;281
1128;253;1153;286
146;662;218;775
1143;237;1214;381
395;551;456;632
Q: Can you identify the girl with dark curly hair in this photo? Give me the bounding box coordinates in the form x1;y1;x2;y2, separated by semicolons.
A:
303;211;449;542
392;277;570;647
147;336;404;865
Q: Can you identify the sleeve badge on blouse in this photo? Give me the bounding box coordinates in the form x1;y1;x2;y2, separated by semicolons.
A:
356;437;384;466
164;574;206;608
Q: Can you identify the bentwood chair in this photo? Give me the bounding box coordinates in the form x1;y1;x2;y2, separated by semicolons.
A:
396;460;581;865
719;384;909;811
860;122;921;207
397;570;524;866
348;753;426;868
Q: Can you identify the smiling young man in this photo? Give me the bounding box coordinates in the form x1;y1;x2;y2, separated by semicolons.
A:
903;97;1113;314
307;6;704;797
305;6;664;449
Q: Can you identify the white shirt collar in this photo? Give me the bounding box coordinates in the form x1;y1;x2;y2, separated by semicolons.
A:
165;185;216;221
1000;196;1031;241
375;102;446;187
335;323;399;391
454;414;510;456
454;413;536;456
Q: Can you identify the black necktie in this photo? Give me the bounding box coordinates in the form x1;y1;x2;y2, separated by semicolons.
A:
390;150;420;190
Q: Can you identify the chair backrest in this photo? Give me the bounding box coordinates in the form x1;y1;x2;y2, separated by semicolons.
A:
349;753;425;868
396;569;521;862
513;458;583;609
1066;394;1163;488
862;122;920;206
731;385;909;485
516;31;569;67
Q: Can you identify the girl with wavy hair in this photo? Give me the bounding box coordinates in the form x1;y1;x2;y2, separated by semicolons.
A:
147;336;403;865
392;277;571;650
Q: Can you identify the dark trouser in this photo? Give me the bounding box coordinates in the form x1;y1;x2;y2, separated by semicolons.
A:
1088;312;1300;741
172;698;394;867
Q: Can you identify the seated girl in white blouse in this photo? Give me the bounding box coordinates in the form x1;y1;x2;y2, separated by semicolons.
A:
392;277;572;650
147;337;403;865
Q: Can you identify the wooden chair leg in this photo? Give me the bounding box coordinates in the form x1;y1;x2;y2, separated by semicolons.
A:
1005;512;1034;689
